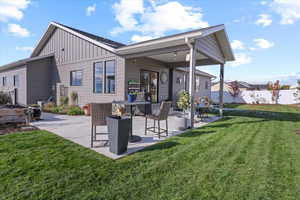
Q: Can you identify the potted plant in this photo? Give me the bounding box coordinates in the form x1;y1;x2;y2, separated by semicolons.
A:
83;104;91;116
70;91;78;105
177;91;191;130
128;92;137;103
28;104;42;120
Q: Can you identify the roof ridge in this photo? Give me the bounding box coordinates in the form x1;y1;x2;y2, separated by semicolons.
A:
52;21;126;48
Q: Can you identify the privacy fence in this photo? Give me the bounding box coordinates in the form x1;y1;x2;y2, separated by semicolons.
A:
212;89;300;105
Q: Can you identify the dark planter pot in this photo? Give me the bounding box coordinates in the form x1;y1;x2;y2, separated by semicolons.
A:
128;94;136;103
29;106;42;120
106;116;131;155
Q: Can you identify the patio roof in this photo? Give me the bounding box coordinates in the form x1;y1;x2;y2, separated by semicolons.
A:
116;24;234;66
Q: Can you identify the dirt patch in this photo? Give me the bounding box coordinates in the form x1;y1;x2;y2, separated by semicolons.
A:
0;123;38;136
296;130;300;135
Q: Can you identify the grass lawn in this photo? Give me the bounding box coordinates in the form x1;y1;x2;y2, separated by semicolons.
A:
1;105;300;200
224;103;300;112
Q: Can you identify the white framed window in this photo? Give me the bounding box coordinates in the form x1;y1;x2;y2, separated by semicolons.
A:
93;60;116;94
195;76;200;92
13;75;19;87
70;70;83;86
2;77;7;87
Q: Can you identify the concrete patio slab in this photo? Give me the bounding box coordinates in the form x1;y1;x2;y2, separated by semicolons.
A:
31;112;220;159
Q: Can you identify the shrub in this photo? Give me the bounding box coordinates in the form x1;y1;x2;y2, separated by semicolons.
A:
60;96;69;106
0;92;12;105
280;85;291;90
67;106;84;115
43;102;56;112
177;91;190;111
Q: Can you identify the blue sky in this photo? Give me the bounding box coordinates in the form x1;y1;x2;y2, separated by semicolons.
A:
0;0;300;85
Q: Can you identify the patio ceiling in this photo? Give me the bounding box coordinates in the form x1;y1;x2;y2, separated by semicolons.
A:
148;50;207;64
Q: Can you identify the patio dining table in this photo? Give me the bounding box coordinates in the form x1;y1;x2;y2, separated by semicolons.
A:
113;101;151;143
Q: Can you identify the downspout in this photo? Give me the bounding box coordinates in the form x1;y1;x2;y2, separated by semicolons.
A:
185;37;193;50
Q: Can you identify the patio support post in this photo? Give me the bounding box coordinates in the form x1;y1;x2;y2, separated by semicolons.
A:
188;43;196;128
219;63;224;117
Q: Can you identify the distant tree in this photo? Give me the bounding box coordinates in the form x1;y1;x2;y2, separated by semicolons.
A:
228;81;240;98
270;80;281;104
267;81;273;90
280;85;291;90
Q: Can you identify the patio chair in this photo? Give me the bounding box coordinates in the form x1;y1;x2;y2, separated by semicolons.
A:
145;101;172;138
90;103;112;148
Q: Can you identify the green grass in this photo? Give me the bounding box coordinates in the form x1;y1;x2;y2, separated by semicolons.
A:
1;105;300;200
224;103;300;112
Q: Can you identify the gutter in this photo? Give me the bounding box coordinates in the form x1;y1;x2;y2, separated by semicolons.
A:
185;37;194;49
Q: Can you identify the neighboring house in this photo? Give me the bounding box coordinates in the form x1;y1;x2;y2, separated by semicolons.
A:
212;81;268;92
172;68;215;102
0;22;233;106
0;55;53;105
250;84;269;90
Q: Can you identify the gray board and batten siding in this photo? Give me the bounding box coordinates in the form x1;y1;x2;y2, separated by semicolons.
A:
36;26;126;106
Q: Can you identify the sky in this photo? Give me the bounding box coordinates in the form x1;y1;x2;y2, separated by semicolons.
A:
0;0;300;85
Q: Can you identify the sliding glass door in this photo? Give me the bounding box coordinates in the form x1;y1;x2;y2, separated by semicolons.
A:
140;70;159;103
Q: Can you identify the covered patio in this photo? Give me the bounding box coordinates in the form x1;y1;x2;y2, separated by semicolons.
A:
32;112;220;159
117;24;234;128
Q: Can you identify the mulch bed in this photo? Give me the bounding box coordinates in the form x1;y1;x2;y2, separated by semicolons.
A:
0;123;38;136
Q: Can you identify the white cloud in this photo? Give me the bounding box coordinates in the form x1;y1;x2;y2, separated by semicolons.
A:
140;1;209;36
0;0;30;22
111;0;208;36
112;0;144;34
8;24;30;37
229;53;252;67
253;38;274;49
231;40;245;50
270;0;300;24
255;14;272;27
131;34;154;42
16;46;33;52
260;1;268;5
86;4;96;16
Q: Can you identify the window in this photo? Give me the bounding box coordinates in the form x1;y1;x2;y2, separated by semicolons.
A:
195;76;200;92
205;81;209;89
70;70;83;86
94;62;104;93
105;60;115;93
13;75;19;87
2;77;7;87
183;73;188;91
93;60;116;94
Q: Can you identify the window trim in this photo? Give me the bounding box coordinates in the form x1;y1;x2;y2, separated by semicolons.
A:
70;70;83;86
195;76;200;92
205;80;209;90
93;61;104;93
13;75;19;87
2;76;7;87
104;60;116;94
93;60;116;94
